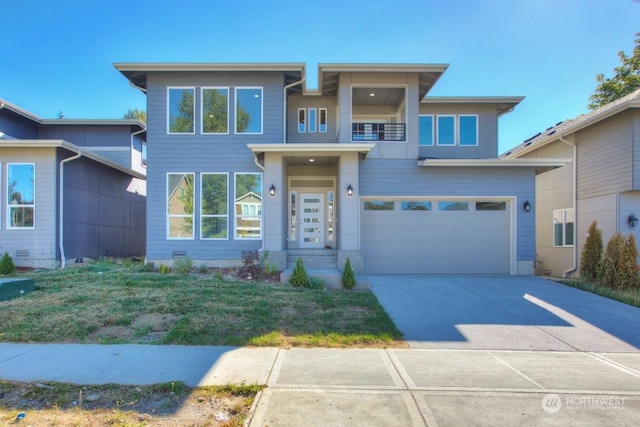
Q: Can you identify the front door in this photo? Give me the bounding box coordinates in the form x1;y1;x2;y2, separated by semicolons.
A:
300;193;324;248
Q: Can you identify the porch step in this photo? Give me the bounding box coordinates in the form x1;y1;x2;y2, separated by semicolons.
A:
287;249;337;270
280;268;370;290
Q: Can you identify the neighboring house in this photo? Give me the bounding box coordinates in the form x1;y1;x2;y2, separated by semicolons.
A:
0;99;147;268
503;89;640;277
115;62;563;275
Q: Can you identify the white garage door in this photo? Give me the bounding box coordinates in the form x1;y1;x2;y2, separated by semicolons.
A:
361;199;511;274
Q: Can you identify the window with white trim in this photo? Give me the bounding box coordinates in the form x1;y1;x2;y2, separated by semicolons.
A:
553;208;575;247
236;88;263;134
308;108;317;133
234;173;262;239
201;87;229;134
297;109;306;133
298;108;328;133
167;173;194;239
167;87;195;134
437;115;456;146
7;163;35;229
201;173;228;239
420;114;479;146
319;108;327;133
419;115;434;146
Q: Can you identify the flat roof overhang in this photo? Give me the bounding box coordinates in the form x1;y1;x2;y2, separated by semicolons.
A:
248;143;376;165
417;158;571;174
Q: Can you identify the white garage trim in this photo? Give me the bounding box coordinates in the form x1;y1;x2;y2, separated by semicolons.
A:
359;196;517;274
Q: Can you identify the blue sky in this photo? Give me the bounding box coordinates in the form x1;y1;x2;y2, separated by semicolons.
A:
1;0;638;153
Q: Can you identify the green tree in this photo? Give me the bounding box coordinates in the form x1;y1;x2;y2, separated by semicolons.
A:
342;257;356;290
619;234;639;289
580;221;603;282
600;232;626;288
123;108;146;122
588;32;640;110
235;174;261;199
202;89;228;133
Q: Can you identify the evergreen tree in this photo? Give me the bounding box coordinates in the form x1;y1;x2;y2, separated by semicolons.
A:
580;221;603;282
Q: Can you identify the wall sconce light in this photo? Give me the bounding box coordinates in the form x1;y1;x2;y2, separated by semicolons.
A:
628;213;638;229
269;184;276;197
347;184;353;196
523;200;531;212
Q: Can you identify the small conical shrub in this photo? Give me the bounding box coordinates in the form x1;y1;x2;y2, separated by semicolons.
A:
580;221;602;282
342;257;356;290
600;232;626;288
0;252;16;275
618;234;639;290
289;257;307;287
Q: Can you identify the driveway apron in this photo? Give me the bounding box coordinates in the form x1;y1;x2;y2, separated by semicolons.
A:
366;275;640;352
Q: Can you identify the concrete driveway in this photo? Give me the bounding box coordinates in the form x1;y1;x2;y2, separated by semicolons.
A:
366;275;640;352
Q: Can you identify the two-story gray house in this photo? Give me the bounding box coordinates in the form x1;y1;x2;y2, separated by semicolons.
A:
0;99;147;268
115;62;563;275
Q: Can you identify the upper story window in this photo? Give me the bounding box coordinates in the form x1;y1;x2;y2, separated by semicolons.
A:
236;88;262;134
553;208;574;247
419;114;478;146
167;87;195;134
202;88;229;134
7;163;35;229
298;108;327;134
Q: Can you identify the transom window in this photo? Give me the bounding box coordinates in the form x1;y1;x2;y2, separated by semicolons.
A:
167;87;195;134
7;163;35;229
419;114;478;146
236;88;263;134
553;208;575;247
201;88;229;134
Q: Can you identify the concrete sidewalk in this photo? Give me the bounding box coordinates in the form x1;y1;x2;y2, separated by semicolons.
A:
2;344;640;426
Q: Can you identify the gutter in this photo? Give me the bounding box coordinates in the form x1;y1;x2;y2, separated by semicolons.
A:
559;135;577;277
283;77;305;143
59;151;83;268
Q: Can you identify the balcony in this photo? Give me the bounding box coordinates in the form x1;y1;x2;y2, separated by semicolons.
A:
352;123;406;142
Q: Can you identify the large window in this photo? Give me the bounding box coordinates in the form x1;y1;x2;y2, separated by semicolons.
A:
236;88;262;134
235;173;262;239
167;88;195;134
553;208;575;247
167;173;194;239
420;114;479;146
202;88;229;134
201;173;228;239
7;163;35;228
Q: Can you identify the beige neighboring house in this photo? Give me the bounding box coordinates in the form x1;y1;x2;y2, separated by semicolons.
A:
503;89;640;277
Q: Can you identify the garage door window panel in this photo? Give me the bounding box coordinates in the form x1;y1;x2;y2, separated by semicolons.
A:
439;201;469;211
402;201;432;211
364;201;395;210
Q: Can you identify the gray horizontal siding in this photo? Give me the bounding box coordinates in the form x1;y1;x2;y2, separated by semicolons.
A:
577;111;633;199
634;110;640;190
359;159;535;262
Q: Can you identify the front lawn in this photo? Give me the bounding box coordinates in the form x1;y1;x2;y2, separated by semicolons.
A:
559;278;640;308
0;261;404;348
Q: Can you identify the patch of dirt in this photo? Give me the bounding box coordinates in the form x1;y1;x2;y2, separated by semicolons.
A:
0;381;259;426
89;314;183;344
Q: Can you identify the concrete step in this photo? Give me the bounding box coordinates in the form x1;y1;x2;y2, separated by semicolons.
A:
287;249;338;270
286;260;337;270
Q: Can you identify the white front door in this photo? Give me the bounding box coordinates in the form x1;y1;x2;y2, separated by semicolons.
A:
300;193;324;248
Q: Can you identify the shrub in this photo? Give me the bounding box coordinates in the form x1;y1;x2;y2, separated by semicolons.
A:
289;258;307;287
0;252;16;275
159;264;171;274
580;221;602;282
619;234;639;290
307;276;325;290
198;264;208;274
342;257;356;290
239;250;262;281
600;233;626;288
173;257;193;275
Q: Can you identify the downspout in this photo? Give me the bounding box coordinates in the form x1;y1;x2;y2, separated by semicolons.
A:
559;135;577;277
283;77;305;143
59;151;83;268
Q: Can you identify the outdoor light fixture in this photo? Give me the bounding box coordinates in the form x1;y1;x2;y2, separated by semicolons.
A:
628;213;638;229
523;200;531;212
269;184;276;197
347;184;353;196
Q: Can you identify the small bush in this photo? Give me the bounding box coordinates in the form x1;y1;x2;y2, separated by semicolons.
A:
239;250;262;281
342;257;356;290
600;233;626;288
580;221;602;282
173;257;193;275
619;234;639;290
198;264;209;274
140;263;154;273
0;252;16;275
159;264;171;274
307;276;325;290
289;258;307;287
